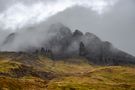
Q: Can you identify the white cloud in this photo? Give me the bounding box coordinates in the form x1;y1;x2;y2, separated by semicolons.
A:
0;0;118;30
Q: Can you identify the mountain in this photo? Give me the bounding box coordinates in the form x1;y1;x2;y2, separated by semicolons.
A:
2;33;16;46
1;23;135;65
0;24;135;89
32;23;135;65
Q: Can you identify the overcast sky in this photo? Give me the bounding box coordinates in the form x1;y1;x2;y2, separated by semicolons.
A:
0;0;135;55
0;0;118;30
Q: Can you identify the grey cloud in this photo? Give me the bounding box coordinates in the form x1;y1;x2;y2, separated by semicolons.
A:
0;0;54;11
0;0;135;56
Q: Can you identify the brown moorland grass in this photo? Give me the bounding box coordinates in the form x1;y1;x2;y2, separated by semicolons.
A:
0;55;135;90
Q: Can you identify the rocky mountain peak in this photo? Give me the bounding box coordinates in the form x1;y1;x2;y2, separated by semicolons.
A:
73;29;83;37
2;33;16;46
0;23;135;65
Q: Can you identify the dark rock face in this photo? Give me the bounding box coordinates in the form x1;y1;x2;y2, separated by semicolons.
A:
45;24;103;61
36;24;135;65
2;24;135;65
2;33;16;46
79;42;87;56
73;30;83;37
43;24;73;59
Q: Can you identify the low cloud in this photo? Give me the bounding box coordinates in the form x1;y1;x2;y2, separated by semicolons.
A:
0;0;118;30
0;0;135;56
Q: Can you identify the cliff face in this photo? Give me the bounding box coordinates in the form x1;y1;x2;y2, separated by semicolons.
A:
2;23;135;65
34;24;135;65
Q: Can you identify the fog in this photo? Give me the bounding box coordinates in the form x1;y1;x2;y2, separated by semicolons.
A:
0;0;135;56
0;0;117;30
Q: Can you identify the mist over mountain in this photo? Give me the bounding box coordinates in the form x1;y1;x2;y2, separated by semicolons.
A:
0;23;135;65
0;0;135;56
0;0;134;65
45;2;135;55
0;1;135;89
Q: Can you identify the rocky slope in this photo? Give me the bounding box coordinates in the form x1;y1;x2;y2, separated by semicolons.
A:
1;23;135;65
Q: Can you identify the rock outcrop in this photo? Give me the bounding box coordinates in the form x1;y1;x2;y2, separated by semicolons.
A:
1;23;135;65
38;24;135;65
1;33;16;48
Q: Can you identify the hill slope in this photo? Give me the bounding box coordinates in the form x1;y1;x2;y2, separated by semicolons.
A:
0;52;135;90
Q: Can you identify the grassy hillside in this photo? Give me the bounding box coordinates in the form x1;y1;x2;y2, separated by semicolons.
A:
0;53;135;90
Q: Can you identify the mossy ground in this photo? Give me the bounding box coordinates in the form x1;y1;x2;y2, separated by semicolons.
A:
0;55;135;90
